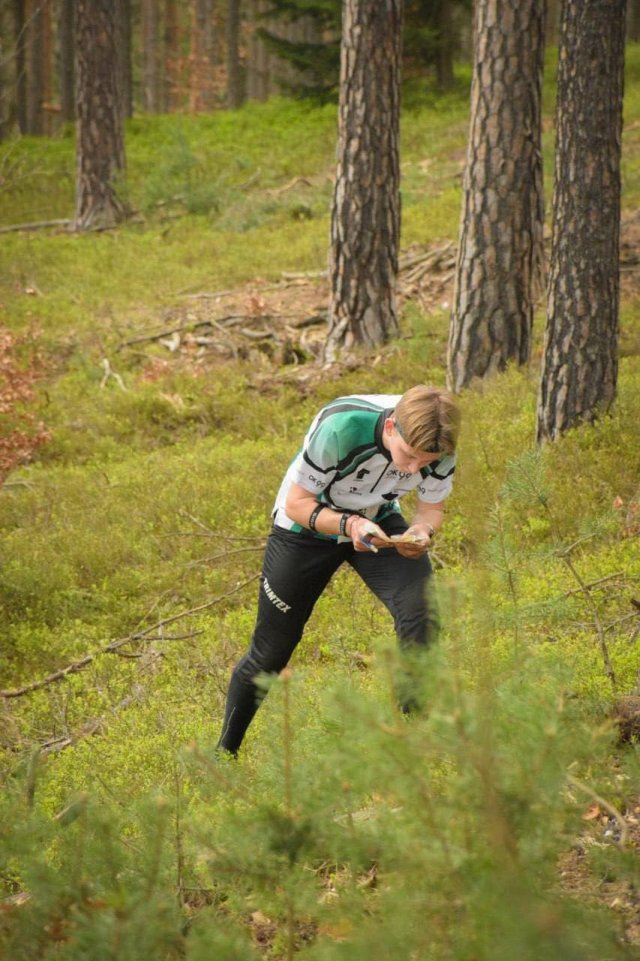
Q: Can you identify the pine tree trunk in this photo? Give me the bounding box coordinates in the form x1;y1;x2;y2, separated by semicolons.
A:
628;0;640;40
435;0;455;91
226;0;243;108
75;0;128;229
447;0;546;392
246;0;271;101
536;0;626;442
142;0;160;112
197;0;216;110
324;0;403;360
546;0;560;45
0;31;5;141
164;0;181;111
189;0;214;111
26;0;45;134
42;0;52;132
59;0;75;124
116;0;133;118
14;0;27;132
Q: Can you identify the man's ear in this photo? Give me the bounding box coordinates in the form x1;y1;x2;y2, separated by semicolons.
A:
384;416;395;436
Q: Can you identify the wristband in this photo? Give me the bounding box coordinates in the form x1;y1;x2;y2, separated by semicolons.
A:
339;512;354;537
308;504;325;532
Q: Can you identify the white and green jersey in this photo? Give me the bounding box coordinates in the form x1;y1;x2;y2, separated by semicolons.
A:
273;394;456;536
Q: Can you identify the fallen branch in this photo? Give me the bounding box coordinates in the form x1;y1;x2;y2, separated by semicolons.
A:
0;575;260;699
115;316;246;351
280;269;327;280
563;571;625;597
0;218;72;235
182;545;265;569
567;773;629;848
267;175;312;195
560;551;617;690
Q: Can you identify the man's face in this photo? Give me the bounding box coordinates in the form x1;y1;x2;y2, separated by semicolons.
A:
384;418;443;474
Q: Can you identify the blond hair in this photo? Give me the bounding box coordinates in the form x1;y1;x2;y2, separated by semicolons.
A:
394;386;460;455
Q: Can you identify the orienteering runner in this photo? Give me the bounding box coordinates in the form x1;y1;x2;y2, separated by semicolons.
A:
217;385;460;755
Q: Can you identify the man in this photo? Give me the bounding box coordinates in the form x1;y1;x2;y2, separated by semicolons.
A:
218;385;460;755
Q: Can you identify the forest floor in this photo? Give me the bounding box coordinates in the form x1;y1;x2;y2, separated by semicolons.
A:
2;71;640;959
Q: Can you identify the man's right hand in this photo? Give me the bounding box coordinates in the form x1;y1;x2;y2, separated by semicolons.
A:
346;515;390;553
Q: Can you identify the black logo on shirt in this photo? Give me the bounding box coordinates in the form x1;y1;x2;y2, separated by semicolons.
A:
356;468;371;480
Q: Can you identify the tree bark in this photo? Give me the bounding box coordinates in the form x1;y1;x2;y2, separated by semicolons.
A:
226;0;243;108
447;0;546;392
325;0;403;360
13;0;27;132
536;0;626;442
59;0;75;124
75;0;128;229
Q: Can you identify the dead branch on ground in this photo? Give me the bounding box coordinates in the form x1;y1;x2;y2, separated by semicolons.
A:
0;574;260;700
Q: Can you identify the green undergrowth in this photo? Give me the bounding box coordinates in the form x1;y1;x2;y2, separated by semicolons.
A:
2;55;640;961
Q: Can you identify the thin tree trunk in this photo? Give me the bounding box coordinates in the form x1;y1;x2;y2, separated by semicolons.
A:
142;0;160;112
536;0;626;442
59;0;75;123
447;0;546;392
246;0;270;101
116;0;132;118
14;0;27;132
325;0;403;359
226;0;243;108
75;0;128;229
164;0;181;111
188;0;216;111
42;0;52;132
546;0;560;45
0;31;5;141
435;0;455;91
198;0;215;110
188;0;214;111
628;0;640;40
26;0;44;134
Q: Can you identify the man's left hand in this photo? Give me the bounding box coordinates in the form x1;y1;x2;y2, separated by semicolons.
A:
394;525;432;559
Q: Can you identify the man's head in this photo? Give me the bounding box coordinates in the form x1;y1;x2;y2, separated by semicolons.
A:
383;385;460;472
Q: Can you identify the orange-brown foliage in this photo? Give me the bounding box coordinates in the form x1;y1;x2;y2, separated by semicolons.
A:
0;327;50;485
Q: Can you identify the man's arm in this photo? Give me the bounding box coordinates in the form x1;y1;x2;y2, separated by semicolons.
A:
284;483;387;551
411;499;445;538
393;499;446;559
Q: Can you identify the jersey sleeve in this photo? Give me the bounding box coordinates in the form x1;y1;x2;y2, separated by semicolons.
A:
417;454;456;503
288;420;340;495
